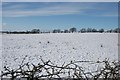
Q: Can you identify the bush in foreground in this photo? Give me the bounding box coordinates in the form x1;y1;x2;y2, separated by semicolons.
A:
1;56;120;80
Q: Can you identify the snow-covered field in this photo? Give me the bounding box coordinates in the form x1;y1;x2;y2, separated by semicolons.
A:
2;33;118;73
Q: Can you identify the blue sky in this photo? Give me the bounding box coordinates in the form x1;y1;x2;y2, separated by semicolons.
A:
2;0;120;2
2;2;118;31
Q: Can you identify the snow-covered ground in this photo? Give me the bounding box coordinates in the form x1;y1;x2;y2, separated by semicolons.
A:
2;33;118;73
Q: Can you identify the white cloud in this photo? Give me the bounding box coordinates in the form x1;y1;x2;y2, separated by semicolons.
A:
92;13;118;17
2;22;6;26
2;2;118;17
2;3;91;17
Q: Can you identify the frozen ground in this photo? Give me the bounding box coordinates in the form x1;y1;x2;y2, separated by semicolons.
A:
2;33;118;73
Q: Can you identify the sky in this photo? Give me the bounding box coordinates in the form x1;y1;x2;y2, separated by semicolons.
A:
2;0;120;2
2;2;118;31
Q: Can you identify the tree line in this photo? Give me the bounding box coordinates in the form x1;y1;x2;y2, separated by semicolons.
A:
1;27;120;34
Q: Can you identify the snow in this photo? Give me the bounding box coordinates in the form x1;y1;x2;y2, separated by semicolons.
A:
2;33;118;73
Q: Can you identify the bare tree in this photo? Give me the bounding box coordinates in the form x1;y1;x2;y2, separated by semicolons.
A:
69;27;77;33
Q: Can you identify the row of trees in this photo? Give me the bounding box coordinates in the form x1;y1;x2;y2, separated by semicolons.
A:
1;28;120;34
1;29;41;34
52;27;120;33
